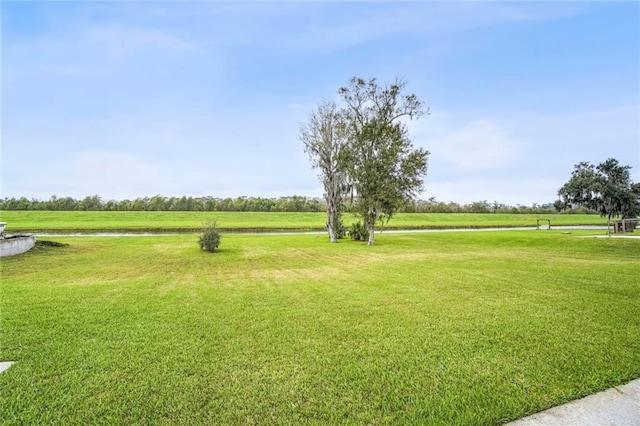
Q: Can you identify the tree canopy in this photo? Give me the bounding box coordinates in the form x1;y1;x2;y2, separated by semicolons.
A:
338;77;430;245
299;100;348;242
300;77;429;245
558;158;640;219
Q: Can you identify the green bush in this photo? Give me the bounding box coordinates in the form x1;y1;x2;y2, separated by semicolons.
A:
198;219;222;252
348;221;369;241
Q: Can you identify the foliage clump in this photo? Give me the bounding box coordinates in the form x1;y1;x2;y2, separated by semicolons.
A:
558;158;640;219
348;221;369;241
198;219;222;253
333;221;347;239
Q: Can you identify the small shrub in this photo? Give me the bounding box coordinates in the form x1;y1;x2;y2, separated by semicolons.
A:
335;221;347;239
198;219;222;252
348;221;369;241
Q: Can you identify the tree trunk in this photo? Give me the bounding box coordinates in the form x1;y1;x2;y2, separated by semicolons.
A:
327;212;337;243
366;207;375;245
328;225;337;243
326;187;338;243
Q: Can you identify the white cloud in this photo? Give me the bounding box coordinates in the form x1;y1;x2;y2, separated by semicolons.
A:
59;151;184;198
407;104;639;204
84;22;196;59
1;100;319;200
3;15;198;83
272;2;590;53
424;178;565;206
409;113;524;173
2;149;187;200
435;119;520;171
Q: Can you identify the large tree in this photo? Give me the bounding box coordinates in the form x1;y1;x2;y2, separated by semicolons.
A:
339;77;429;245
558;158;640;219
299;100;349;243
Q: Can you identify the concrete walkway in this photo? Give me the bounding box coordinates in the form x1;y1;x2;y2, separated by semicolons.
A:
507;378;640;425
0;362;15;374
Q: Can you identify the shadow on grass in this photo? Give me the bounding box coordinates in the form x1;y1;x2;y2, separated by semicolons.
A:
199;247;240;255
30;240;70;251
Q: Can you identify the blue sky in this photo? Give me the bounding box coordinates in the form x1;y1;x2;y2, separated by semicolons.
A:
2;1;639;205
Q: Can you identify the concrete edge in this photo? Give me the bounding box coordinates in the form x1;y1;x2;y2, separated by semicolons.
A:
0;361;15;374
506;378;640;425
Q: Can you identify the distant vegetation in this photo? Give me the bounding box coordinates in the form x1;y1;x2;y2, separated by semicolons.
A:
558;158;640;219
0;195;596;215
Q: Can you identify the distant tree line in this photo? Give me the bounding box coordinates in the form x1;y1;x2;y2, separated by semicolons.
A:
0;195;323;212
0;194;596;214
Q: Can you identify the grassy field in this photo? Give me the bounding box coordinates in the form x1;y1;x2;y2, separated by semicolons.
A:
0;210;608;233
1;230;638;424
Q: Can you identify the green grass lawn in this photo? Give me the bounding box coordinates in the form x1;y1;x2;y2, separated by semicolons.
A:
0;210;607;233
1;230;638;424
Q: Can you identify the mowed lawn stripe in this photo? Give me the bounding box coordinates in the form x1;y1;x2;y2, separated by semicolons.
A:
1;231;638;424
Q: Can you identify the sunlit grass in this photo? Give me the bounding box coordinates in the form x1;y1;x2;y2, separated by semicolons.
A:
0;210;607;233
1;231;638;424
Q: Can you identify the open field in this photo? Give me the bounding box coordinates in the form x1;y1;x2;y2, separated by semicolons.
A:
0;211;608;233
1;230;639;424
